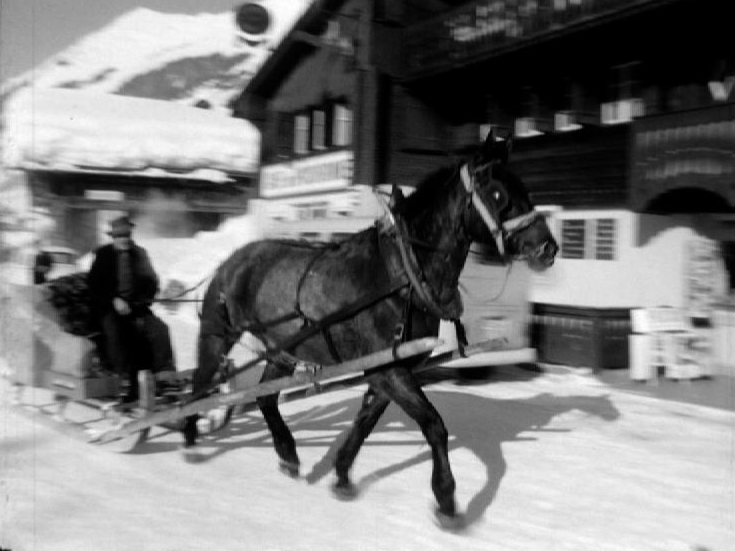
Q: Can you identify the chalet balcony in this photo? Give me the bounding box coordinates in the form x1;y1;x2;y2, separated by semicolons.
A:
402;0;680;80
630;102;735;212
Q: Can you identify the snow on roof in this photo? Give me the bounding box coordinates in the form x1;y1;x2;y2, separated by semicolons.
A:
1;88;260;182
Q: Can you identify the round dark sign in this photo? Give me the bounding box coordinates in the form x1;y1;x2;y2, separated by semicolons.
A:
235;3;271;36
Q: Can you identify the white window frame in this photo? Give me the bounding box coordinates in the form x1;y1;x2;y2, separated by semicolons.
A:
294;114;309;154
332;104;352;147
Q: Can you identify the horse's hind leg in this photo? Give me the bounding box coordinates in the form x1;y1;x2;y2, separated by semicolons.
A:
182;331;233;448
257;360;300;477
332;387;390;499
378;369;461;529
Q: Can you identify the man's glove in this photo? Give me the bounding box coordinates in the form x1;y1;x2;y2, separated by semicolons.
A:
113;297;131;316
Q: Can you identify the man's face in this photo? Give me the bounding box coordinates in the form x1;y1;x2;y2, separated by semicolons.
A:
112;235;132;250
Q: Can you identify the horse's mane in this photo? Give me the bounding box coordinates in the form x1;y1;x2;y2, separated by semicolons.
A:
396;164;458;218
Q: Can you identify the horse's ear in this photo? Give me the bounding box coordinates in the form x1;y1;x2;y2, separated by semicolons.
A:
485;127;495;145
390;185;406;211
479;128;496;160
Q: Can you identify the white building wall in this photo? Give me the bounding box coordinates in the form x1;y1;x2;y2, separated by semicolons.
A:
530;209;729;311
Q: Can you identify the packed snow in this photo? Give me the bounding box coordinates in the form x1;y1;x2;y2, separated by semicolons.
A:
1;364;733;551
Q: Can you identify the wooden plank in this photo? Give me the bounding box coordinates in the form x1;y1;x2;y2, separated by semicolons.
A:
91;337;442;444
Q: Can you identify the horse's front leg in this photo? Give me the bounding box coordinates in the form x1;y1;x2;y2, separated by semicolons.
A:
380;368;462;530
332;387;390;499
257;360;300;477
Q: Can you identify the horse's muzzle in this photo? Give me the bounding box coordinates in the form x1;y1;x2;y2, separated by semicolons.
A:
527;240;558;271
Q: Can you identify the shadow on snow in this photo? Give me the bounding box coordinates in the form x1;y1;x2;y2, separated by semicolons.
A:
126;374;620;528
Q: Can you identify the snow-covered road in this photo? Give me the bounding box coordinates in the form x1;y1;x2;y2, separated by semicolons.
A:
1;367;733;551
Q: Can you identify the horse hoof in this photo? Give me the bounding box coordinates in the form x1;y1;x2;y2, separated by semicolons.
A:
434;509;466;532
180;444;205;464
331;481;359;501
279;460;300;478
204;407;230;432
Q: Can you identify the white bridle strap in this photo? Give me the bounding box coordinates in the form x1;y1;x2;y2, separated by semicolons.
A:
460;164;505;255
503;210;542;233
460;163;542;256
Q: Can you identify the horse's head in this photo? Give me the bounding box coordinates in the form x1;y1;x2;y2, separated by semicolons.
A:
462;130;558;271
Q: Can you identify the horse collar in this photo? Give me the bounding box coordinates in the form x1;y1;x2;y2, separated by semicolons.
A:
390;215;463;321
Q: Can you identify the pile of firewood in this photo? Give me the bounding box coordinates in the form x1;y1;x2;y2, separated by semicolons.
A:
46;272;98;337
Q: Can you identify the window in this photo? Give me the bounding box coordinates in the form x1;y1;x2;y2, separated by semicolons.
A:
294;114;309;154
312;110;326;150
561;218;617;260
595;218;616;260
561;220;586;259
600;98;644;125
332;104;352;146
296;202;329;220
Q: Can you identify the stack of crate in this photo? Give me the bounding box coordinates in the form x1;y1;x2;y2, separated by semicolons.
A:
628;307;712;381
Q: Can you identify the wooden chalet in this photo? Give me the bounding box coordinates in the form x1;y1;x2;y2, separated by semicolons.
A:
235;0;734;371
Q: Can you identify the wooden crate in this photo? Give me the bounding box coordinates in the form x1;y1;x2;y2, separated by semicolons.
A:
41;370;120;401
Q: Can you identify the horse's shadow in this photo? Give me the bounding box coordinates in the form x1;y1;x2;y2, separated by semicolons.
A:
128;378;619;527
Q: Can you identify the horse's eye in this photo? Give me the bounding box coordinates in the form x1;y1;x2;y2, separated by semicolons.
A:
492;191;501;202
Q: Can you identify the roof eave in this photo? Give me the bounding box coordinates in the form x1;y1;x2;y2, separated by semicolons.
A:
238;0;351;103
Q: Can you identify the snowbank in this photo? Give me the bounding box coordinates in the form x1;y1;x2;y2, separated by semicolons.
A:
140;214;263;288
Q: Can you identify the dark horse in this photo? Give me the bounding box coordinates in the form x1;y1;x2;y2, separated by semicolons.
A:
182;131;557;529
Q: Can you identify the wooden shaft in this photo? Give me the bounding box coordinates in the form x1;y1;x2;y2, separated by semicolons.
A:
91;337;442;444
251;337;509;408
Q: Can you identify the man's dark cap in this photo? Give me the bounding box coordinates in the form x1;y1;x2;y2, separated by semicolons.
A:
106;215;135;237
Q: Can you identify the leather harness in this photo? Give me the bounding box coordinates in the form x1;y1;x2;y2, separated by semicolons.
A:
196;161;538;397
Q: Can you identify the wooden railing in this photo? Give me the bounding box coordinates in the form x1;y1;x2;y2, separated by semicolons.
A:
403;0;677;79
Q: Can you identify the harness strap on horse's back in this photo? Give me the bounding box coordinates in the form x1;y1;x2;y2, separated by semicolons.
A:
189;276;411;402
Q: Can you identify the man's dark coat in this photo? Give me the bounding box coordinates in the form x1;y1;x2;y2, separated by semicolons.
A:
87;242;159;317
